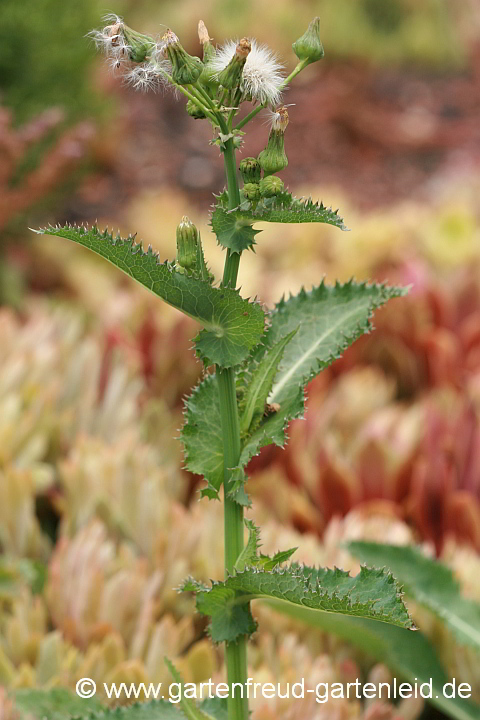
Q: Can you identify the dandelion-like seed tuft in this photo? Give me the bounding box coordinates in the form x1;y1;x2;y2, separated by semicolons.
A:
207;39;285;106
89;16;172;92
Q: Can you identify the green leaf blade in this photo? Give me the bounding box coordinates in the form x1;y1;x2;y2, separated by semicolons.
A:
186;564;413;644
239;328;297;435
182;374;224;500
211;209;261;253
349;541;480;652
36;225;265;368
263;280;408;408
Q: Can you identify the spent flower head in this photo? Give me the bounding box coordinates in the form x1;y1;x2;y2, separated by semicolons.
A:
207;39;285;106
89;15;171;91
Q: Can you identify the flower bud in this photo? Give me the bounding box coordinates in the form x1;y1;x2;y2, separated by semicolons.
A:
176;216;199;270
239;157;261;183
257;106;289;176
217;38;251;90
292;17;324;65
186;99;206;119
162;29;203;86
243;183;261;201
259;175;284;198
122;25;155;63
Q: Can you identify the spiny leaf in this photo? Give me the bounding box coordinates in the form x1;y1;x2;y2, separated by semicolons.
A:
238;193;348;228
349;541;480;653
181;282;406;502
235;520;262;573
182;374;224;500
256;547;297;571
212;192;348;242
239;329;297;436
184;564;413;644
211;207;261;253
36;225;264;368
262;280;408;408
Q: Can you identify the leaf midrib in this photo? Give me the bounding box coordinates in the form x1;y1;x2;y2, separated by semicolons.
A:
269;302;366;403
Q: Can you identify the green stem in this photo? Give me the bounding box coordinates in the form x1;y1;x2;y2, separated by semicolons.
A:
215;135;248;720
222;138;241;287
164;74;218;124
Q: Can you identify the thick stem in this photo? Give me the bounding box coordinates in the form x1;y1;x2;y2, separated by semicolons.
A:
215;136;249;720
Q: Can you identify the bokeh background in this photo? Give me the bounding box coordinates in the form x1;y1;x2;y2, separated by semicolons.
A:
1;1;480;718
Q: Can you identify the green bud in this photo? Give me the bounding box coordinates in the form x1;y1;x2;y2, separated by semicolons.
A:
243;183;261;201
186;99;206;119
259;175;284;198
257;106;289;176
292;17;324;65
163;29;203;86
239;157;261;183
122;25;155;63
217;38;251;90
176;216;199;270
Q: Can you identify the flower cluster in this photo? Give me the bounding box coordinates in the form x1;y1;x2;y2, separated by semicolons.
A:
90;15;287;107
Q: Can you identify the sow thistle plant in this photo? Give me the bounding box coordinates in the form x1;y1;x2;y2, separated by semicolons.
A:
36;15;414;720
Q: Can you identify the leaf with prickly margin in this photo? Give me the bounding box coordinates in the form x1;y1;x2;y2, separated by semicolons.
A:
164;658;215;720
13;688;103;720
183;563;413;643
235;520;261;573
211;207;261;253
349;541;480;653
182;282;406;503
263;280;408;408
239;329;297;436
182;374;224;500
257;547;297;571
35;225;264;368
211;192;347;241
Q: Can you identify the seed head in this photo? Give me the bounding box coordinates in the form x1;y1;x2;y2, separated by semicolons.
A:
207;39;284;106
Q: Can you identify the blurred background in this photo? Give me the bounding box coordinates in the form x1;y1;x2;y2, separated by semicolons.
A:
1;1;480;718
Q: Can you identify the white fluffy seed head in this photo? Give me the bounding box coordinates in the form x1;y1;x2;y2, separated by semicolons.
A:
88;15;130;60
208;39;285;106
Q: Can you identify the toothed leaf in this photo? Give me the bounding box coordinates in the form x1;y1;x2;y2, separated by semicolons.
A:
239;329;297;435
257;548;298;571
235;520;261;573
349;542;480;652
36;225;264;368
232;282;407;497
211;208;261;253
183;282;406;502
182;374;224;500
212;193;347;233
184;564;413;643
263;280;408;408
